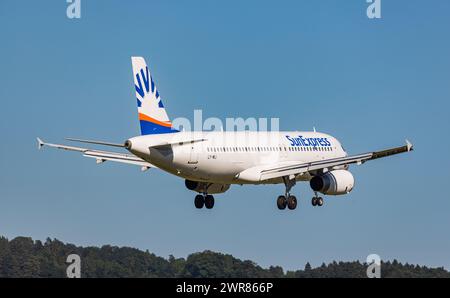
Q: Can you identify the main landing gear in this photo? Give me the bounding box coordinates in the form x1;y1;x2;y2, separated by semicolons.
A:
277;176;298;210
277;195;297;210
276;176;326;210
311;192;324;207
194;194;215;209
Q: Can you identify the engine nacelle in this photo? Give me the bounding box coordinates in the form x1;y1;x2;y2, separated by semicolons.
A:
185;180;230;194
309;170;354;195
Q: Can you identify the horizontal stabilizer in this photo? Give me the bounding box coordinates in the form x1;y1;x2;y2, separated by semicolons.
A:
37;137;44;150
66;138;126;148
148;138;208;149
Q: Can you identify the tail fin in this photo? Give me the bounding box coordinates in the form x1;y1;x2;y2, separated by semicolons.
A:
131;56;178;135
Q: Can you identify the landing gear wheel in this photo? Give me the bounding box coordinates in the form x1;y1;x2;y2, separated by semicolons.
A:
317;197;324;207
287;195;297;210
311;197;317;206
277;195;287;210
194;195;205;209
204;195;215;209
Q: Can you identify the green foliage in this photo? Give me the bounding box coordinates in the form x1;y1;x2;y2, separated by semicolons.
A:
0;236;448;278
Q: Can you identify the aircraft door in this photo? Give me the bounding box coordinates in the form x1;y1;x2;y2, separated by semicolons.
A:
188;142;199;164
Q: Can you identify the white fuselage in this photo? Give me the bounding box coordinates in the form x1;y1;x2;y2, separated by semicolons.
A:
127;131;347;185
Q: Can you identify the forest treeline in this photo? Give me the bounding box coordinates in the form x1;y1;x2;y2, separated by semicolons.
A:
0;236;448;278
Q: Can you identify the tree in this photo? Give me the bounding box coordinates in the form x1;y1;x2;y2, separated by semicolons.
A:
0;235;449;278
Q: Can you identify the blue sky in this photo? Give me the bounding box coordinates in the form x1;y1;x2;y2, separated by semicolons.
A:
1;0;449;270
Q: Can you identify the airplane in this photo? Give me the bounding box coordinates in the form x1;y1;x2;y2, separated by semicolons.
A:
37;56;413;211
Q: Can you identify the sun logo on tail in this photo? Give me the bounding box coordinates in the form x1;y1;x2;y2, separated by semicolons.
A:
132;57;177;134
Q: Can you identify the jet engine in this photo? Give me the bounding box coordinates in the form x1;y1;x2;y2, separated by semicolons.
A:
309;170;354;195
185;180;230;194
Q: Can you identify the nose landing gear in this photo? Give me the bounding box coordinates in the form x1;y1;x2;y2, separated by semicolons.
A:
311;192;324;207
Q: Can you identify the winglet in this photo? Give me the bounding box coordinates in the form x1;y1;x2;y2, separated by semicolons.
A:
406;139;413;151
37;137;45;150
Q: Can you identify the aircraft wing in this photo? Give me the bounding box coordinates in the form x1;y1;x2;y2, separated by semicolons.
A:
237;140;413;182
37;138;155;171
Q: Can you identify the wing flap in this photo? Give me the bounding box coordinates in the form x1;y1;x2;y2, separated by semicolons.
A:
370;141;412;160
258;153;372;181
83;150;154;167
